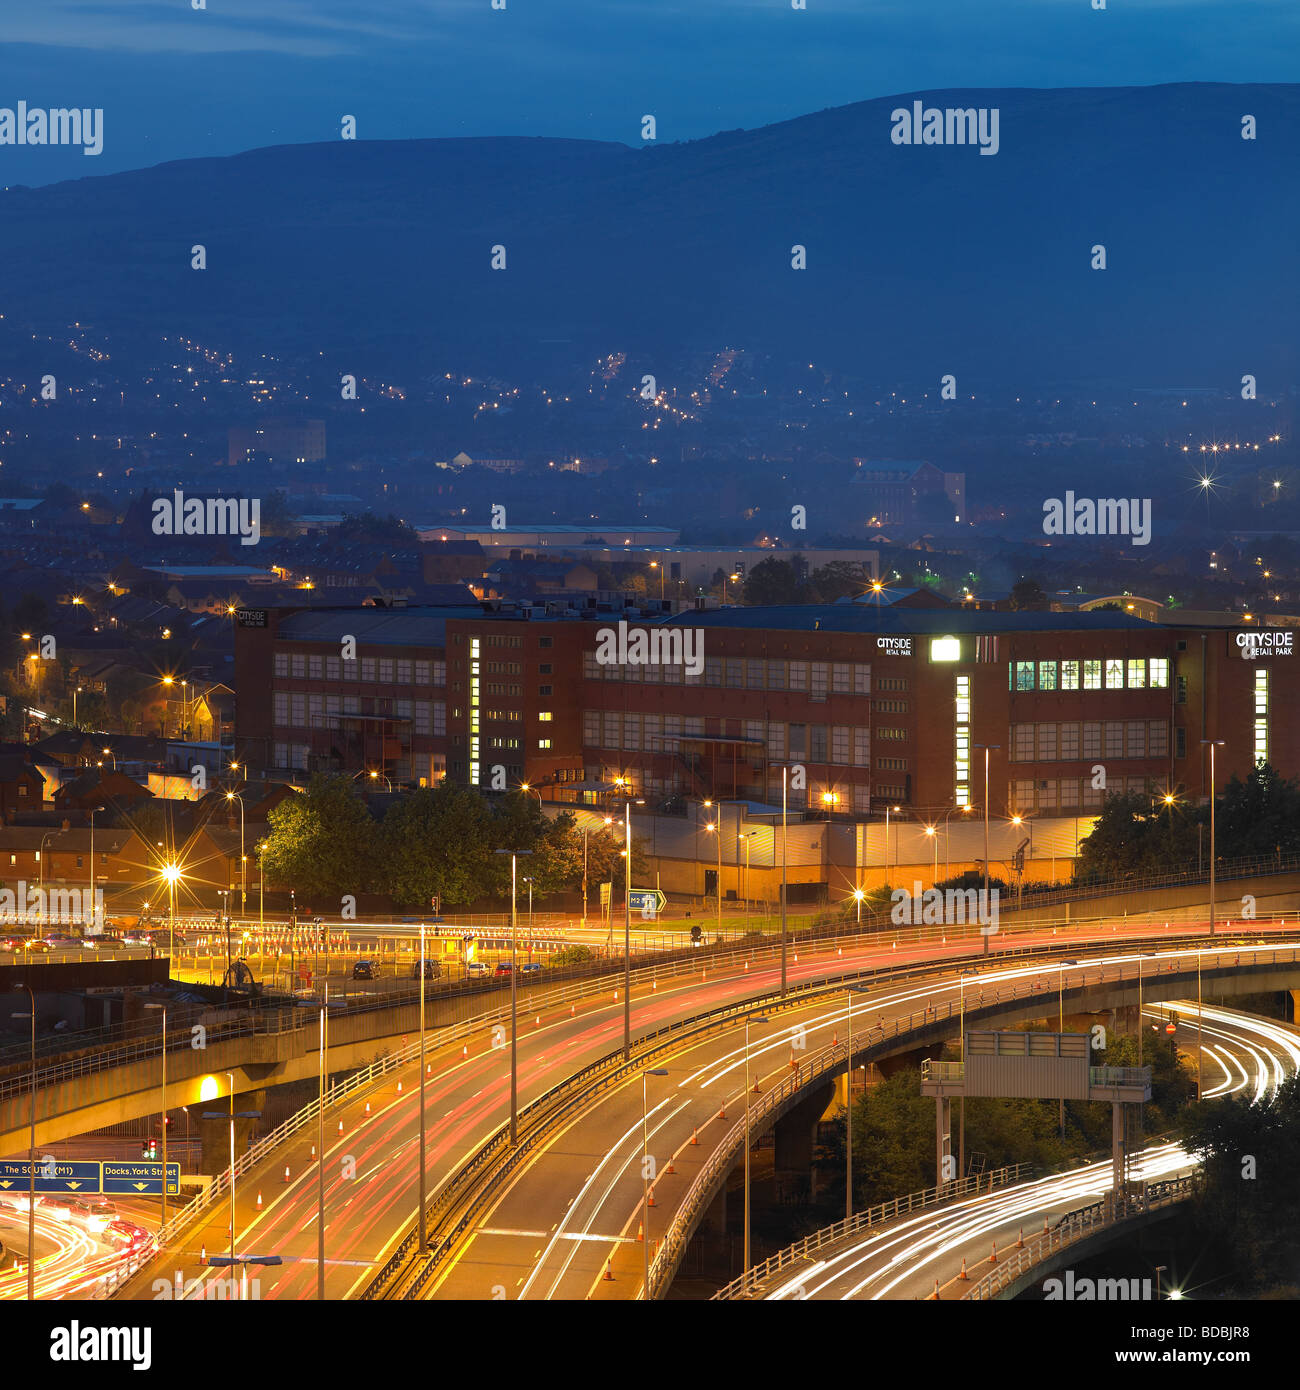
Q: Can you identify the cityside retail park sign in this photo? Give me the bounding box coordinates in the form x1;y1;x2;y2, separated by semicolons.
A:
1237;630;1294;659
877;637;913;656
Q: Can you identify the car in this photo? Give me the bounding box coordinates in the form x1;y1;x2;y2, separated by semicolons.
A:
0;935;25;952
466;961;491;978
17;938;52;953
43;933;81;950
411;960;441;980
121;933;151;948
105;1220;149;1251
351;960;377;981
86;934;125;950
493;962;514;978
38;1195;79;1222
519;962;543;976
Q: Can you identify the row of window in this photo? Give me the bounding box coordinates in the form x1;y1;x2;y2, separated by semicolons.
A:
581;712;873;766
1011;657;1170;693
1010;720;1169;763
595;769;875;814
273;651;448;686
584;653;875;699
1011;776;1159;814
273;692;446;737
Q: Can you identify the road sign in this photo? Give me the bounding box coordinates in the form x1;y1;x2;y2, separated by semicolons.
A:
0;1159;102;1194
102;1162;181;1196
628;889;668;917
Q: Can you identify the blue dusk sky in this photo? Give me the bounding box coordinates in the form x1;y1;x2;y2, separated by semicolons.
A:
0;0;1294;183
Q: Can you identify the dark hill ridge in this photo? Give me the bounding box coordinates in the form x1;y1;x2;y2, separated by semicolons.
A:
0;83;1295;387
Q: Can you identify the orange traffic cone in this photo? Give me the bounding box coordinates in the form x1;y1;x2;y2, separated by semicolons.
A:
647;1190;656;1208
665;1159;675;1175
570;1004;575;1016
752;1078;761;1093
397;1080;403;1093
990;1242;998;1264
365;1101;371;1116
283;1165;290;1183
311;1144;316;1159
604;1261;614;1281
636;1221;644;1241
652;981;657;991
691;1128;699;1146
932;1280;940;1300
201;1245;207;1265
718;1105;726;1120
256;1191;263;1210
338;1120;344;1135
958;1258;969;1280
1016;1228;1024;1249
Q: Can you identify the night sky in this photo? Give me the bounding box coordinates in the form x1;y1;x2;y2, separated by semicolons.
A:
0;0;1294;184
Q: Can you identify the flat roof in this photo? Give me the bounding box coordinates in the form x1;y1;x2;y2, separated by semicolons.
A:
664;606;1160;635
276;606;483;646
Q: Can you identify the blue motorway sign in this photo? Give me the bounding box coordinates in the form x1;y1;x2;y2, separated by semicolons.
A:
102;1162;180;1196
627;889;667;917
0;1159;180;1195
0;1159;102;1194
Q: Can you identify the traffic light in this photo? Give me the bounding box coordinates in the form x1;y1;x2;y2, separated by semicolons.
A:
142;1137;158;1159
690;925;703;944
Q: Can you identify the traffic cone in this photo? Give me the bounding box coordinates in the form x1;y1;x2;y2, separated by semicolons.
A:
311;1144;316;1159
636;1221;644;1241
691;1128;699;1146
536;1015;540;1026
570;1004;575;1016
832;1032;838;1047
338;1120;344;1135
283;1165;290;1183
397;1080;403;1093
427;1063;433;1076
1016;1228;1024;1249
665;1159;675;1175
364;1101;371;1116
1043;1216;1049;1233
932;1280;940;1300
604;1261;614;1281
647;1189;656;1208
201;1245;207;1265
718;1105;726;1120
256;1191;263;1209
652;981;657;991
752;1078;761;1093
990;1242;998;1264
958;1257;969;1280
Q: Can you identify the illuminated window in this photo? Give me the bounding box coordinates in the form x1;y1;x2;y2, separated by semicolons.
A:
1149;658;1169;688
930;636;960;662
538;712;552;722
1255;669;1269;764
1060;661;1079;690
1127;659;1146;689
538;739;552;750
1083;660;1102;690
1015;662;1035;691
954;675;971;806
1105;659;1124;689
1038;661;1057;690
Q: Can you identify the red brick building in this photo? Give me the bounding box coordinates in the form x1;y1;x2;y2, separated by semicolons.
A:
233;600;1295;822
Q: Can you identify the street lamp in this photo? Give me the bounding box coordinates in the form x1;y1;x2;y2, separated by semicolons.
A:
161;862;182;968
201;1075;260;1299
705;817;722;939
144;1003;169;1230
742;1015;769;1291
10;982;36;1300
924;824;937;886
88;805;104;931
972;745;1001;955
225;791;246;916
1200;740;1225;936
366;769;393;792
852;886;865;924
418;925;428;1257
884;804;901;885
618;801;644;1059
641;1067;669;1299
493;848;532;1141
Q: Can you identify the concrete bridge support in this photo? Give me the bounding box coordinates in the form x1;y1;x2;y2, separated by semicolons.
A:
198;1089;267;1176
773;1083;834;1177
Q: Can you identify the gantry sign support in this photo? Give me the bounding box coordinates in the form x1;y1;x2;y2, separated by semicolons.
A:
921;1031;1151;1212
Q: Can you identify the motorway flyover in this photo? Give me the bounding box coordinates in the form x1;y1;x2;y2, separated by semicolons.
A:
409;943;1300;1301
721;1002;1300;1301
100;921;1297;1303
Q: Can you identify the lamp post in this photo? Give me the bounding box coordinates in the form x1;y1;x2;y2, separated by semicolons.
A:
88;805;104;930
318;985;328;1299
418;926;427;1253
742;1015;769;1291
493;848;531;1140
925;824;937;886
845;984;869;1218
1200;740;1225;937
853;887;864;924
144;1003;169;1231
162;863;181;972
641;1067;669;1299
10;982;35;1300
619;802;643;1059
705;812;722;938
972;744;1000;956
225;791;246;916
581;825;589;928
780;771;788;997
884;804;901;885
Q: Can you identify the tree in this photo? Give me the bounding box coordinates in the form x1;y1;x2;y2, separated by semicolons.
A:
742;557;800;606
1216;762;1300;861
259;775;378;901
1009;578;1048;611
805;561;867;603
1074;791;1200;883
335;512;417;546
379;783;498;907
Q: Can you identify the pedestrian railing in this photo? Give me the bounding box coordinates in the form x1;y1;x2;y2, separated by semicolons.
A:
711;1163;1030;1300
963;1175;1196;1300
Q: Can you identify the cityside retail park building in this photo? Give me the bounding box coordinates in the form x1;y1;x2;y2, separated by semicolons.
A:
235;601;1294;898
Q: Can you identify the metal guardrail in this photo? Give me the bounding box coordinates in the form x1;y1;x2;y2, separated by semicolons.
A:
963;1175;1196;1300
711;1163;1030;1300
1089;1066;1151;1088
921;1060;964;1082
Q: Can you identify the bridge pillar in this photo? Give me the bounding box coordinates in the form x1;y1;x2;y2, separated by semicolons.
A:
774;1084;834;1175
935;1096;951;1190
1289;991;1300;1024
198;1090;266;1176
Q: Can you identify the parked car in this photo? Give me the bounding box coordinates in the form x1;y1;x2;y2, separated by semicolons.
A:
493;962;514;978
18;938;52;953
351;960;377;981
85;934;125;950
519;962;543;977
466;961;491;978
42;933;81;949
411;960;441;980
121;933;151;948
